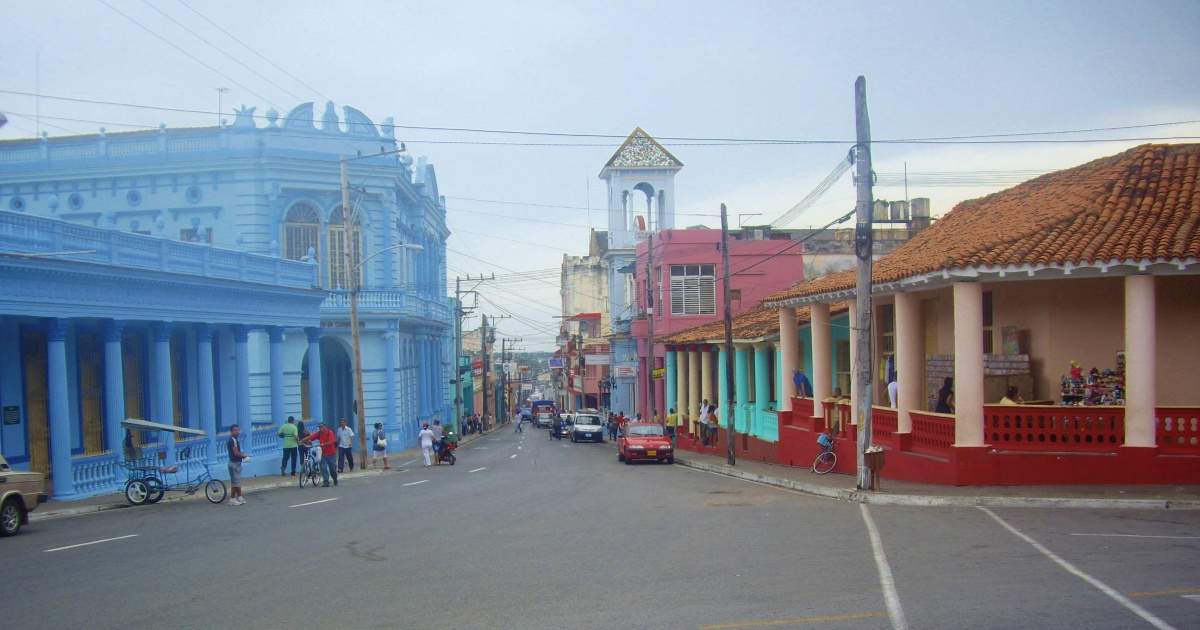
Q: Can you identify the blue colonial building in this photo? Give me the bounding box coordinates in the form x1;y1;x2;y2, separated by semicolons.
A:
0;102;454;499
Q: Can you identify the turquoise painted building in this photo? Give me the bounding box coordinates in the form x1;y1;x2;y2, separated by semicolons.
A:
0;102;453;498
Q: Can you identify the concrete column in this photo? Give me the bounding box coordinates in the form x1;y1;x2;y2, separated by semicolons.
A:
152;321;176;465
700;346;714;409
688;347;701;435
46;318;75;498
734;345;750;432
268;327;285;427
1124;275;1156;447
103;319;126;456
718;346;729;426
665;348;677;416
232;325;252;454
417;337;428;418
675;348;688;419
952;282;984;447
810;302;832;411
847;301;859;426
895;291;922;432
385;330;398;432
306;328;324;425
753;343;771;436
779;307;799;411
196;324;218;463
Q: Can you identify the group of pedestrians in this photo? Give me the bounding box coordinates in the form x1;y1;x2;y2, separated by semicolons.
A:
461;413;491;436
418;419;448;466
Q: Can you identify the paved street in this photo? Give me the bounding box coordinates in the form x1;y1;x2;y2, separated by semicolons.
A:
3;428;1198;630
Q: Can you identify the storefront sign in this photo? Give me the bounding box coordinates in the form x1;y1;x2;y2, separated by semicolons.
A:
652;368;665;380
473;361;483;377
548;358;564;369
2;406;19;426
585;354;610;365
614;365;637;379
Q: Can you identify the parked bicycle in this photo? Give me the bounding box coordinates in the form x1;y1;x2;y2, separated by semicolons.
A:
812;431;836;474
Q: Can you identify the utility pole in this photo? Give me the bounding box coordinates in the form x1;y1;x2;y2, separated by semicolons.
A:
853;76;876;490
481;314;491;425
454;274;491;435
645;230;656;420
342;157;370;471
720;203;737;466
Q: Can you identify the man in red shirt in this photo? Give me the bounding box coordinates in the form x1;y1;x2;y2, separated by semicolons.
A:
300;421;339;487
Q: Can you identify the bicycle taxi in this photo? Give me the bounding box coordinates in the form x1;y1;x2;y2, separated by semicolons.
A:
118;418;228;505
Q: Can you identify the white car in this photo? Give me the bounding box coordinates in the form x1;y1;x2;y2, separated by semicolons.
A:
570;413;605;443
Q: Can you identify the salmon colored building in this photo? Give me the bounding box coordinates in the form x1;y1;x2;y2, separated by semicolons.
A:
664;143;1200;485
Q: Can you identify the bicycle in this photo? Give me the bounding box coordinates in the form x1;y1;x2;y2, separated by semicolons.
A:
812;431;836;474
298;447;323;488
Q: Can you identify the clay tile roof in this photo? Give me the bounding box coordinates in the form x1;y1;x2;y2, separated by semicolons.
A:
764;143;1200;304
660;302;850;345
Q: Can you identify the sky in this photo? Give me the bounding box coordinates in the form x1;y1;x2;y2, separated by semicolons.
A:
2;0;1198;350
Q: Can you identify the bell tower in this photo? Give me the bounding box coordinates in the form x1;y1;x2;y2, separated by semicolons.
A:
599;127;684;251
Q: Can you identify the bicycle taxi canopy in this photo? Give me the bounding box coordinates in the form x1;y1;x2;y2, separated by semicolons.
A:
120;417;206;437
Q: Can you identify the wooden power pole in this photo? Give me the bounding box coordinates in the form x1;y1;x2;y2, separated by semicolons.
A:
720;203;737;466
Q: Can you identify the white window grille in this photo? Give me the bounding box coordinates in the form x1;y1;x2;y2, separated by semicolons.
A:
670;264;716;316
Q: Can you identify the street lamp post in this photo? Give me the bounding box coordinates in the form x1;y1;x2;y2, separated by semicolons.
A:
342;157;424;469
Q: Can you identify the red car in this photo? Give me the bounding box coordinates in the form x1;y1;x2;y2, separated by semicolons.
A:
617;422;674;465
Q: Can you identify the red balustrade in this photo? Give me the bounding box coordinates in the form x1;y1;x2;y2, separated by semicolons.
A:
983;406;1124;452
791;397;815;421
1156;407;1200;454
909;411;954;457
837;404;853;434
871;407;897;447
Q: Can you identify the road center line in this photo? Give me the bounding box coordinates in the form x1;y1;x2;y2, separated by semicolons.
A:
701;611;887;629
469;467;486;473
403;480;429;486
45;534;139;553
1070;533;1199;540
979;507;1175;630
289;498;338;508
510;454;518;459
859;504;908;630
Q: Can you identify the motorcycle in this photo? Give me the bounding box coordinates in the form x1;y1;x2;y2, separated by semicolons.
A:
438;437;457;465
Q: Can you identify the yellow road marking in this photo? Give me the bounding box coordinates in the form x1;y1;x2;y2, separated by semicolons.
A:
1128;588;1200;597
701;611;888;628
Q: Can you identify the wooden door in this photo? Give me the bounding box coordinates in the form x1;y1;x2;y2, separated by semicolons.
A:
78;333;107;455
22;332;51;477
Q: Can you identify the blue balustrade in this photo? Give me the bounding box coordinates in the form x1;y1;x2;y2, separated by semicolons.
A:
70;453;120;496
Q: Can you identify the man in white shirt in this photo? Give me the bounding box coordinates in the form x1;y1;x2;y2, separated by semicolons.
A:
336;418;355;472
887;376;900;408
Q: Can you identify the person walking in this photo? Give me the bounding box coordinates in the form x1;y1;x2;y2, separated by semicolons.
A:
666;407;678;439
935;377;955;414
514;413;523;433
706;404;719;447
336;418;355;473
431;420;445;466
418;422;435;466
698;404;711;446
278;415;299;476
227;424;249;505
371;422;390;469
301;422;339;487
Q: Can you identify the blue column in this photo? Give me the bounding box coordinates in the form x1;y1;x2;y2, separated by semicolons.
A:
196;324;217;463
664;348;676;415
753;344;770;438
306;327;324;425
734;346;750;433
385;330;398;433
152;321;176;466
268;327;285;426
46;318;75;498
103;320;126;455
417;337;428;418
232;325;251;454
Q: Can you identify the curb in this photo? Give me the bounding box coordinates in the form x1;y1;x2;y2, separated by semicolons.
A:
31;469;388;523
675;457;1200;510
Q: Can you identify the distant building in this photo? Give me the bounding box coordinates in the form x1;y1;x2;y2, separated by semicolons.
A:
556;229;610;411
0;102;453;498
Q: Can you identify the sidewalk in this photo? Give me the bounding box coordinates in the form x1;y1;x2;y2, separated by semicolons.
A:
673;447;1200;509
30;428;492;523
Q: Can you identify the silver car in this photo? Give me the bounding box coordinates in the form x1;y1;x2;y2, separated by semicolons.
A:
1;454;48;537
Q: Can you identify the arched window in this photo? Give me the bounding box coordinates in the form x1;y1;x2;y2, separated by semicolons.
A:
328;205;363;290
283;203;321;262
